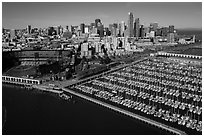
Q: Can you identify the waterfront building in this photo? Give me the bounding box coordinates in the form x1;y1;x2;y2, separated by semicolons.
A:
134;18;140;38
127;12;134;37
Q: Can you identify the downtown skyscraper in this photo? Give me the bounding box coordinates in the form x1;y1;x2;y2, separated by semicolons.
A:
127;12;134;37
134;18;140;38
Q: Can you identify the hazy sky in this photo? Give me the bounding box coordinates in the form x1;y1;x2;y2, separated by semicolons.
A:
2;2;202;29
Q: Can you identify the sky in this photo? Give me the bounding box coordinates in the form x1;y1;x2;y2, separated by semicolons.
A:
2;2;202;29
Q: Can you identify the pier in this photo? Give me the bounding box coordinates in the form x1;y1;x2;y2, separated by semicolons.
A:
62;88;187;135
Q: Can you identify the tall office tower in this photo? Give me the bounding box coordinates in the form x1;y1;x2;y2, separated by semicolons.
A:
97;24;104;37
80;23;85;33
113;23;118;29
156;28;162;36
144;27;150;37
127;12;134;37
84;25;89;34
118;23;121;36
104;27;110;36
120;21;125;37
109;24;114;36
134;18;140;37
71;25;75;33
66;26;69;31
161;27;168;37
10;29;16;40
95;19;101;27
139;25;145;38
48;27;55;36
92;26;97;34
56;26;61;35
169;25;174;33
27;25;31;34
112;23;118;36
150;23;158;32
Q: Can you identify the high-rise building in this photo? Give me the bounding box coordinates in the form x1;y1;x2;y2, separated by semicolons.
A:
27;25;31;34
144;27;150;37
120;21;125;37
48;27;55;36
109;24;114;36
95;19;101;27
71;25;75;33
169;25;174;33
150;23;158;32
161;27;168;37
104;27;110;36
66;26;69;31
149;31;155;38
80;23;85;33
85;25;89;34
127;12;134;37
56;26;61;35
156;28;162;36
167;33;175;43
134;18;140;37
97;24;104;37
10;29;16;40
139;25;145;38
113;23;118;29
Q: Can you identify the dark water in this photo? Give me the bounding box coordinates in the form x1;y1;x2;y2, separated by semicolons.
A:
2;84;169;135
177;29;202;41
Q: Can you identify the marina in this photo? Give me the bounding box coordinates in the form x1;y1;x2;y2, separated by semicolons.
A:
2;2;202;135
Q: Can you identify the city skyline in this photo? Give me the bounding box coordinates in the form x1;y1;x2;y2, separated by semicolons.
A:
2;2;202;29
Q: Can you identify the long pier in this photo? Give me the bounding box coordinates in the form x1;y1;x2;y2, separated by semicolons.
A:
2;75;41;85
62;88;187;135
